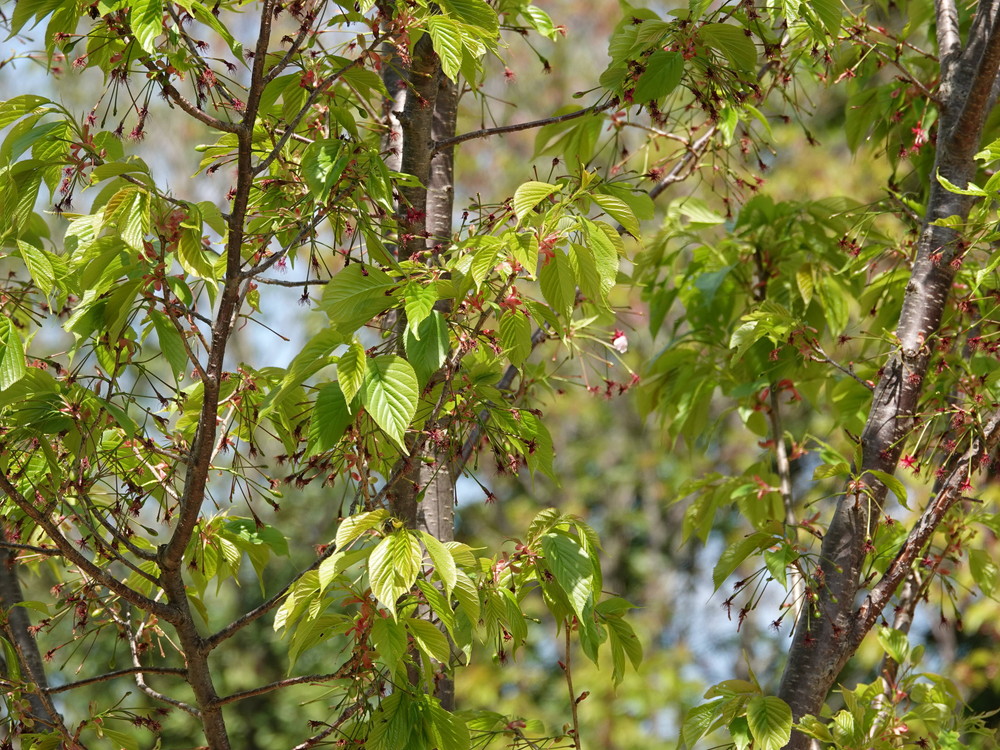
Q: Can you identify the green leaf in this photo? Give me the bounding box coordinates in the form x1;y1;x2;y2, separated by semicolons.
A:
267;328;345;410
970;548;998;596
795;265;814;306
700;23;757;71
513;181;560;220
680;699;725;749
360;355;418;451
633;50;683;104
498;310;532;365
730;716;752;750
452;569;480;622
320;264;397;335
746;696;792;750
16;240;54;296
403;280;438;338
301;139;350;198
569;243;606;309
405;618;451;663
427;15;464;80
0;95;52;129
337;338;367;404
592;191;640;237
440;0;498;33
425;697;471;750
177;212;218;281
419;530;457;596
0;317;27;391
468;240;502;288
307;381;353;454
604;611;643;684
519;410;556;480
369;529;422;618
335;509;390;550
149;310;188;380
867;469;909;509
189;0;244;58
100;726;140;750
809;0;842;35
539;249;575;319
367;691;413;750
131;0;164;52
937;171;987;197
763;544;797;589
877;625;910;664
713;531;773;590
540;531;594;618
405;311;449;387
118;190;151;252
370;616;408;673
813;462;850;480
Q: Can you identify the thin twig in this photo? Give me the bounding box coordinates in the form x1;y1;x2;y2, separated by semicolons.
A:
0;475;174;621
213;672;342;706
856;409;1000;639
768;385;804;611
0;541;61;556
290;687;378;750
45;667;188;695
255;277;329;287
116;609;200;716
808;341;874;390
563;626;582;750
204;544;337;650
253;35;387;177
433;100;616;153
648;126;716;201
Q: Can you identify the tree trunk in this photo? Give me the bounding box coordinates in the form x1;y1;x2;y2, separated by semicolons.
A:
777;3;1000;745
381;19;460;709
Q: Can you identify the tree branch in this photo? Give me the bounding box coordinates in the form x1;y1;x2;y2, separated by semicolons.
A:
0;475;173;620
950;5;1000;155
203;544;338;651
934;0;962;67
45;666;188;695
777;7;1000;738
856;410;1000;637
432;100;615;154
0;549;68;737
252;36;386;177
213;671;342;706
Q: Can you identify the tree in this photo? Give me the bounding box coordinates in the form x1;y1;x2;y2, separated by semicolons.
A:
0;0;706;746
641;1;1000;748
2;0;1000;749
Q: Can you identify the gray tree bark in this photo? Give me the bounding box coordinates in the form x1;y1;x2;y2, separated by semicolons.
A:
380;18;460;709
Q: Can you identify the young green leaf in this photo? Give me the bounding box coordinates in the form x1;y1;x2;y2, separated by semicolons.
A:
419;530;458;596
633;50;683;104
540;531;594;618
337;338;368;404
320;264;397;335
746;696;792;750
713;532;773;590
513;181;559;220
360;355;418;451
307;381;354;454
369;529;422;619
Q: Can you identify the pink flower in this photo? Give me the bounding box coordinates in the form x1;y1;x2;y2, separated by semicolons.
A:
611;329;628;354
